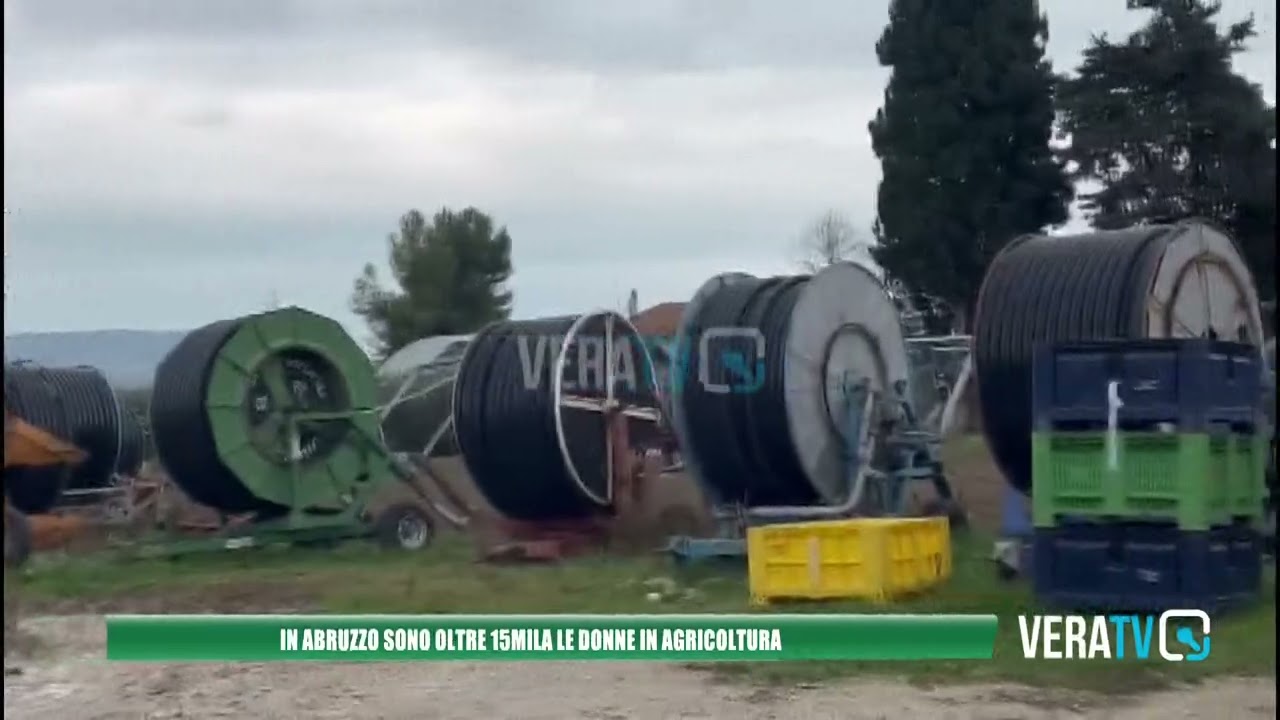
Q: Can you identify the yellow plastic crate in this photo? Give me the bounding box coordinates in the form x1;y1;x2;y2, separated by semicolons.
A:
746;517;951;605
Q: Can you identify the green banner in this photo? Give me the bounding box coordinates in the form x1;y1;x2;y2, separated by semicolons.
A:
106;614;997;662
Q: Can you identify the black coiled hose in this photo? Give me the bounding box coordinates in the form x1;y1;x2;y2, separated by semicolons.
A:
972;226;1173;494
4;363;146;511
453;317;591;521
679;275;816;507
5;367;68;513
453;314;657;522
149;317;273;515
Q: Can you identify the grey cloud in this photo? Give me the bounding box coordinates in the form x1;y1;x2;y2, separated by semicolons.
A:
6;0;302;42
174;105;233;129
7;2;1273;108
6;1;1273;95
5;0;886;75
4;0;1275;335
346;0;889;72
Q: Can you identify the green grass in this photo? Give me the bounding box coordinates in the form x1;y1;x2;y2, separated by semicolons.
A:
9;531;1275;694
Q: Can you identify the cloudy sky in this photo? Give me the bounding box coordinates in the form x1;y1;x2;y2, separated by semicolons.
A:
4;1;1276;341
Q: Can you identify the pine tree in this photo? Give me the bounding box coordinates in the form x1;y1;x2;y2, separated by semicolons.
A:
351;207;513;358
1057;0;1274;300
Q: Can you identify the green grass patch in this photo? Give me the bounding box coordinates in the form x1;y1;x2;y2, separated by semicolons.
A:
9;531;1275;693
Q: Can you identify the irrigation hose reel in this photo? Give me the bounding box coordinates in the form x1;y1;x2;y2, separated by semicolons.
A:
973;219;1268;495
148;307;439;553
451;311;664;524
972;220;1271;576
667;260;959;525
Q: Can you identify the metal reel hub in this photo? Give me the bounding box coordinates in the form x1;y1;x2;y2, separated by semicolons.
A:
245;348;350;464
784;261;912;505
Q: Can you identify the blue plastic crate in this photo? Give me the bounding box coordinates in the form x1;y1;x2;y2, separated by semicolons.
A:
1032;520;1262;615
1032;339;1263;433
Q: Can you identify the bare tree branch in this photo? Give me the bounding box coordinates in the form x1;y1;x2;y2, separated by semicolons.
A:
795;210;874;272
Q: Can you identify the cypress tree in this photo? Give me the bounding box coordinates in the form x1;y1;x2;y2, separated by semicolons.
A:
869;0;1072;329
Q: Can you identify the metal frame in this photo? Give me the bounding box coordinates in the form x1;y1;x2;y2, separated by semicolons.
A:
552;310;664;507
906;334;972;434
124;407;435;558
378;355;474;529
666;377;959;564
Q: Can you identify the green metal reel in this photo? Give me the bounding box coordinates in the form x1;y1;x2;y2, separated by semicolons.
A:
151;307;395;516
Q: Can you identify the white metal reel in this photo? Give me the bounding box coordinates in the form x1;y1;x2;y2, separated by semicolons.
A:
553;309;663;507
1144;222;1265;349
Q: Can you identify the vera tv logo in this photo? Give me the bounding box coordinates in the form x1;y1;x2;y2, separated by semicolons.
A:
1018;610;1211;661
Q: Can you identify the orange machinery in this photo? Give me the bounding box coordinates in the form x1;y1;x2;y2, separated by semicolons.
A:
4;410;88;565
5;410;86;468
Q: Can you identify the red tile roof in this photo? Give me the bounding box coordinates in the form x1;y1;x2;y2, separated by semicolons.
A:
630;302;685;337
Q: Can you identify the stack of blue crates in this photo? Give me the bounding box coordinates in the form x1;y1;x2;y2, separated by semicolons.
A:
1030;338;1267;614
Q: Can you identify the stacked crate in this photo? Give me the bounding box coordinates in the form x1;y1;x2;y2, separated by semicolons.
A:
1030;338;1267;613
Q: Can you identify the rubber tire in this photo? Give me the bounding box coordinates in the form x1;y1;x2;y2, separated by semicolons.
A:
4;506;33;568
373;503;434;551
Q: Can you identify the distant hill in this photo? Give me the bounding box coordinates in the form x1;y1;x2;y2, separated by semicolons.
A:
4;329;187;389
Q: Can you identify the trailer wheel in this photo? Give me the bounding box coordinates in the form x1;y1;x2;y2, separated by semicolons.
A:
374;503;434;551
4;506;33;568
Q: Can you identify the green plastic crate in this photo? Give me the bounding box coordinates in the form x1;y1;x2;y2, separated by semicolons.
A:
1031;432;1267;530
1230;432;1270;517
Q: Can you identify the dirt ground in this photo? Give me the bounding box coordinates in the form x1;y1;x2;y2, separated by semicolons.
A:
3;614;1275;720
